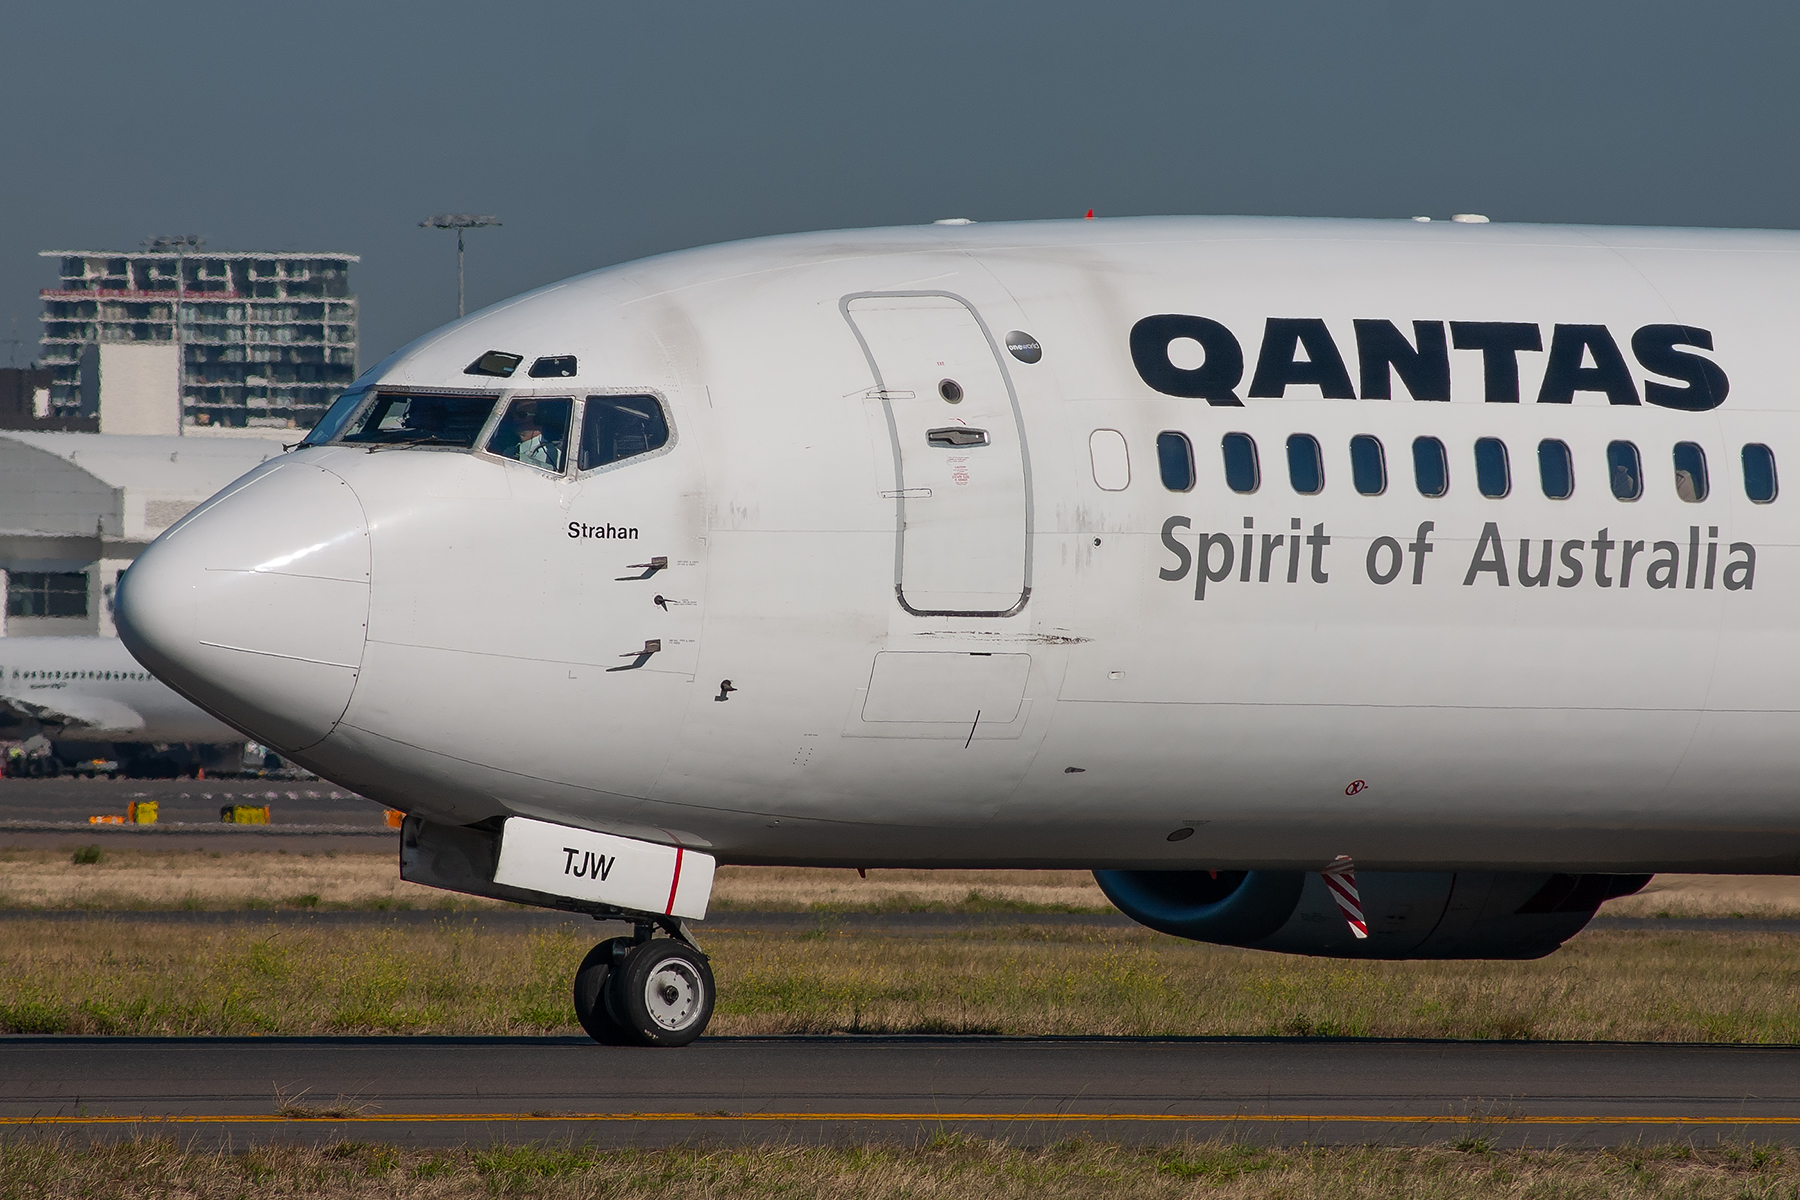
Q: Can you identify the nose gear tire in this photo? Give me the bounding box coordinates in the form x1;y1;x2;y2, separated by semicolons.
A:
572;937;635;1045
605;939;714;1047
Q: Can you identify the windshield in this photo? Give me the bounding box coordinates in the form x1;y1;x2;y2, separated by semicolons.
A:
340;392;501;447
301;386;372;446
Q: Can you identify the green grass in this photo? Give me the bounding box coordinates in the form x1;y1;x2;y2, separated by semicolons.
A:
1;919;1797;1041
1;1136;1795;1199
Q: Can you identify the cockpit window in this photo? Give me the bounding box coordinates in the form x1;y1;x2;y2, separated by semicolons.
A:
580;395;670;471
529;355;577;378
486;397;572;472
465;351;522;378
340;392;500;447
302;385;372;446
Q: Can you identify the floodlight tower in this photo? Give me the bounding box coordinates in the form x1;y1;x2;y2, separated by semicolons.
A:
419;214;501;318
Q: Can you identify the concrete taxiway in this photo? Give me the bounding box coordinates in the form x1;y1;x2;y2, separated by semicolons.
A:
4;1036;1797;1147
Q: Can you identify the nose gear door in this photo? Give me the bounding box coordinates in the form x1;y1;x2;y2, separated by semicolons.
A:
843;292;1032;617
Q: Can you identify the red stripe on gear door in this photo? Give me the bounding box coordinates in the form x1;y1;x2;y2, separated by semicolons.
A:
665;846;684;914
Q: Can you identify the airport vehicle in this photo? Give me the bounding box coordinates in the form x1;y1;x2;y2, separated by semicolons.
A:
118;215;1800;1045
0;635;244;776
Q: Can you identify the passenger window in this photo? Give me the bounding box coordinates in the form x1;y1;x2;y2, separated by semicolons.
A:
486;397;572;472
1538;439;1573;499
1607;440;1642;500
1286;434;1323;495
341;392;500;447
1350;435;1386;495
579;394;671;471
1221;433;1260;493
1743;443;1778;503
1156;431;1195;492
1089;429;1131;491
1412;436;1448;497
1474;437;1510;498
1673;442;1708;502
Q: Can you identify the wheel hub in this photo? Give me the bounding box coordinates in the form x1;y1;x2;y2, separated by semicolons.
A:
643;957;701;1030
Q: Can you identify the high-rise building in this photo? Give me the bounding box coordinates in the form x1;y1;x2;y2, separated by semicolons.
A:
38;247;359;435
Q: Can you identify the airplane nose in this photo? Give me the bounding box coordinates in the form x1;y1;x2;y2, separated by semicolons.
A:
117;461;370;754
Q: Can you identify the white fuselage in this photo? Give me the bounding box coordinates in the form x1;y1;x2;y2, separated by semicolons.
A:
118;216;1800;874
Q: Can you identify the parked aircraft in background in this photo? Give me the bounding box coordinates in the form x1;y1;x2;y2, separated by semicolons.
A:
0;635;243;775
119;215;1800;1044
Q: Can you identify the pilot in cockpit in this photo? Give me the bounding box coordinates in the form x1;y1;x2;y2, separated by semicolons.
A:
488;398;569;471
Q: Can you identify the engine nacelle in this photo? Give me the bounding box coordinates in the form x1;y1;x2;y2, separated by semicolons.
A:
1094;869;1650;959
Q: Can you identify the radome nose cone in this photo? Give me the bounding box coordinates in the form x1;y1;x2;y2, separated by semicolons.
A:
119;461;370;754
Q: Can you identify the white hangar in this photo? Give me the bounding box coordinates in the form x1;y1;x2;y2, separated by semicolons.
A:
0;432;286;637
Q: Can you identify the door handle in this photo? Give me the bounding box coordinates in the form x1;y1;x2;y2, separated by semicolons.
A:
606;640;662;672
615;556;668;581
927;427;989;448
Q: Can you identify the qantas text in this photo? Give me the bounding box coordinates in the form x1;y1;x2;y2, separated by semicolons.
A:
1131;317;1727;410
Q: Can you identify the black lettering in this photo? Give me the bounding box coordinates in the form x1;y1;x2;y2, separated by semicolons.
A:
1286;518;1302;583
1259;534;1281;582
1354;320;1450;401
568;522;580;538
1632;325;1728;412
1686;526;1700;589
563;847;579;874
1239;518;1254;582
1158;517;1192;581
1366;536;1402;584
1449;321;1541;402
1705;525;1719;589
1248;318;1356;399
1591;528;1616;588
1518;539;1552;587
1557;540;1585;587
1463;522;1510;586
1307;523;1330;583
1619;540;1644;588
1537;324;1640;405
1408;522;1435;584
1724;543;1756;590
1130;315;1245;404
597;855;614;881
1194;533;1235;600
1647;541;1680;589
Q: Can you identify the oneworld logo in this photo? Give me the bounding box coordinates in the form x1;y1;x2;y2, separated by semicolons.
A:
1129;316;1727;411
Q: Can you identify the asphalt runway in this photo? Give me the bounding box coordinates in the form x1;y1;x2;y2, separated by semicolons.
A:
0;776;392;845
4;1035;1798;1148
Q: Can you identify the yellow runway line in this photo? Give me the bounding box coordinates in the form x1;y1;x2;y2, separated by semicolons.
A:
3;1112;1799;1127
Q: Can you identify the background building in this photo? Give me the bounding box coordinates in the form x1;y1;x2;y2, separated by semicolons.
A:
38;248;359;436
0;367;95;432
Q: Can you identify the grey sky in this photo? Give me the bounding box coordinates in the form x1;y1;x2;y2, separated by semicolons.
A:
2;1;1796;368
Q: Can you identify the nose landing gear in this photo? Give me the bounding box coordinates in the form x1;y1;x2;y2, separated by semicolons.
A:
572;923;715;1047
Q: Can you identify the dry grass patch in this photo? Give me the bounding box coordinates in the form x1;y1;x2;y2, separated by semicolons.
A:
708;866;1110;913
0;846;500;912
0;849;1111;913
1600;874;1800;920
1;918;1796;1041
7;849;1795;918
0;1136;1795;1199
